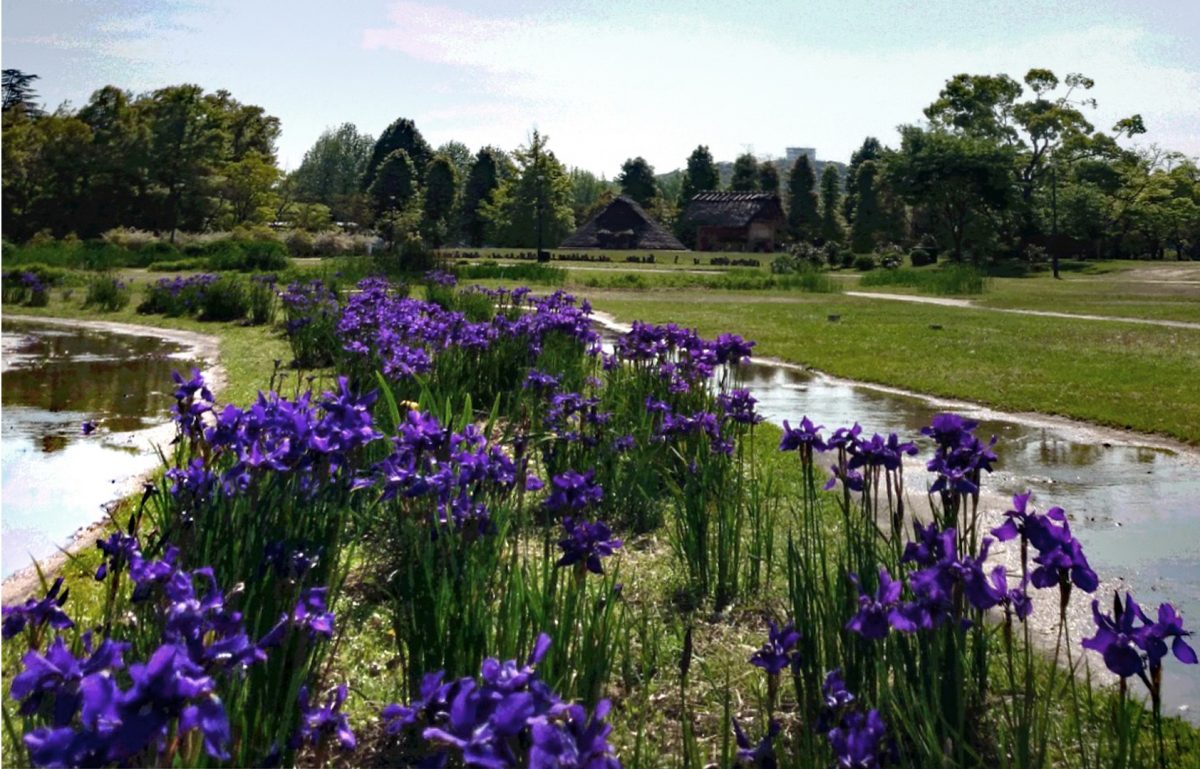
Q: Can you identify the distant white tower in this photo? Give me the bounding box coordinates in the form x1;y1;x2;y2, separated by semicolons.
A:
785;147;817;163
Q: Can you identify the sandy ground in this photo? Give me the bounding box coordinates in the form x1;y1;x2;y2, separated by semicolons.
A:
1;316;224;604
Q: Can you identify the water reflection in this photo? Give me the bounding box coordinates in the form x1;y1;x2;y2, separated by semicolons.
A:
2;322;196;578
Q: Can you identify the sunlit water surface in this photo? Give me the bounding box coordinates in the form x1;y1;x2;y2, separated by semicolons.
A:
2;321;195;578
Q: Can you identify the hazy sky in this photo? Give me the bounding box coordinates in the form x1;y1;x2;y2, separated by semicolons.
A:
4;1;1198;175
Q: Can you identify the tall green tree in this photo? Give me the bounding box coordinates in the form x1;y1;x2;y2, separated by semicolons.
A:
461;146;505;247
368;149;418;216
292;123;374;221
2;69;42;116
569;167;614;223
482;130;574;248
76;86;150;234
819;164;846;244
679;145;719;203
215;151;279;227
618;156;658;206
423;154;458;247
888;126;1016;262
758;161;781;195
786;155;819;241
730;153;760;191
843;137;882;223
364;117;431;191
143;84;228;238
850;160;885;253
436;140;474;182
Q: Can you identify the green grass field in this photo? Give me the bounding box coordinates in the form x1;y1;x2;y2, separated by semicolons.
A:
588;290;1200;444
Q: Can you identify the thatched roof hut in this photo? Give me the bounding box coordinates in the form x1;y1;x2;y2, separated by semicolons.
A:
679;192;785;252
561;195;686;250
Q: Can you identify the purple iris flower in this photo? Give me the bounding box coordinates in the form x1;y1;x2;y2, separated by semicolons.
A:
2;577;74;639
749;621;802;674
713;333;756;365
846;569;923;639
557;518;623;575
80;420;97;436
827;708;891;769
544;470;604;514
779;417;825;452
1144;603;1198;669
295;684;357;753
731;717;780;768
1082;593;1152;678
718;389;763;425
291;587;336;639
95;531;140;581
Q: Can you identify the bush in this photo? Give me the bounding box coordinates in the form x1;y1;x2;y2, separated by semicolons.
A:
146;258;208;272
138;274;218;316
2;269;51;306
859;264;987;295
248;275;278;326
83;273;131;312
838;249;855;268
204;239;290;272
284;230;315;257
453;261;566;285
909;247;937;268
197;274;250;321
102;227;160;251
853;254;877;271
313;231;353;256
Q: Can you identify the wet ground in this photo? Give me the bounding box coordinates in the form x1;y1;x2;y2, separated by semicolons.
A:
1;321;197;578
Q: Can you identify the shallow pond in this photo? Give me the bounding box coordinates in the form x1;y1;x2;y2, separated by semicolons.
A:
2;321;197;579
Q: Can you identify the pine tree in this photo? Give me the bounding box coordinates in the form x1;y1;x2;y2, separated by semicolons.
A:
363;117;431;191
368;149;418;216
423;155;458;246
850;160;883;253
730;153;759;191
758;161;780;195
819;165;845;244
786;155;819;242
461;147;503;247
618;156;658;207
679;145;719;203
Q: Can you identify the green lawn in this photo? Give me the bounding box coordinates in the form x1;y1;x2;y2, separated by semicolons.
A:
589;290;1200;444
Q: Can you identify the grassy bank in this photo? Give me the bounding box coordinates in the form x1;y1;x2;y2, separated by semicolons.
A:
590;290;1200;444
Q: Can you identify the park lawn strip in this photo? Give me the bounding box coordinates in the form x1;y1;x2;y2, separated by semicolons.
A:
589;290;1200;445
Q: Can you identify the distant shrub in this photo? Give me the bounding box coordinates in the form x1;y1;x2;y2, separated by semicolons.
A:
139;274;218;316
102;227;161;251
204;239;290;272
147;258;208;272
313;231;353;256
83;273;131;312
879;244;905;270
859;264;987;295
453;261;565;285
838;249;855;268
909;248;937;268
248;275;278;326
853;254;877;271
284;230;315;257
2;269;51;306
198;275;250;321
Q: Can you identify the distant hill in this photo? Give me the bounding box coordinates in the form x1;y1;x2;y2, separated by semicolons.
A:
656;156;847;202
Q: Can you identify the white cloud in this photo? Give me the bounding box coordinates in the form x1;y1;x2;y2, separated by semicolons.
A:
363;3;1200;172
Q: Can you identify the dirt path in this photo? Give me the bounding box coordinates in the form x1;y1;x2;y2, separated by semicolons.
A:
844;291;1200;330
1;316;224;604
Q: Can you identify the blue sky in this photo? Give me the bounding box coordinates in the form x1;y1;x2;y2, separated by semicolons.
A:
3;0;1198;175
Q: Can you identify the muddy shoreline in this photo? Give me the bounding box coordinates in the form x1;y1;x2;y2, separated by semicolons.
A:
1;316;224;603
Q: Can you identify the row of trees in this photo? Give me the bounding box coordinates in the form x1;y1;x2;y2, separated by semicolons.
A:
4;67;1198;261
3;73;284;241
